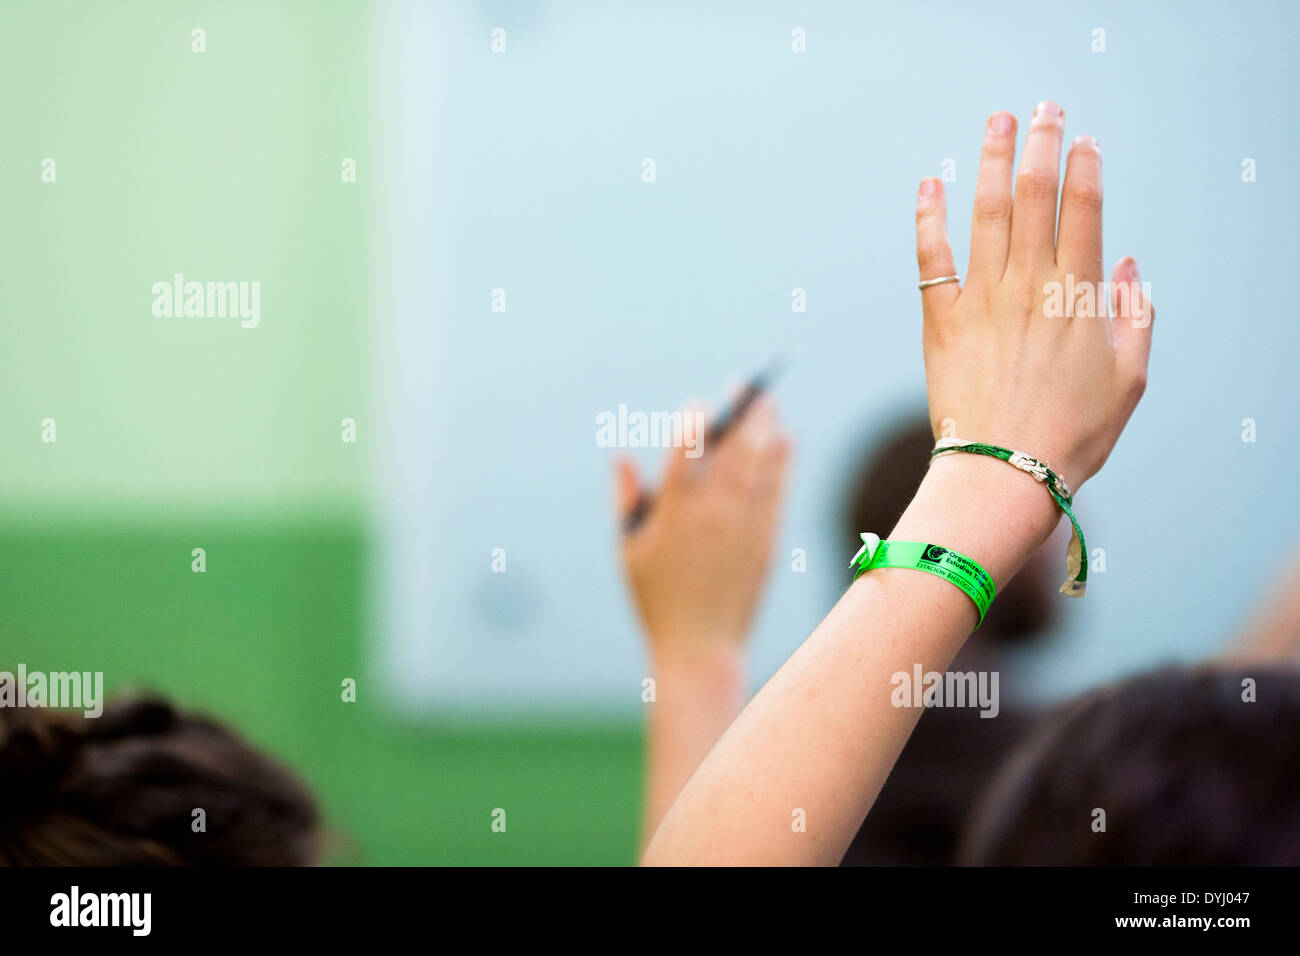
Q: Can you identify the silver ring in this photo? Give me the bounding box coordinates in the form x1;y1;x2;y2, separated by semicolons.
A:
918;274;960;290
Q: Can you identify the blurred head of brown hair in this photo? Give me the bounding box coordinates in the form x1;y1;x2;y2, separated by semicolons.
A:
0;696;320;866
959;666;1300;865
845;414;1058;642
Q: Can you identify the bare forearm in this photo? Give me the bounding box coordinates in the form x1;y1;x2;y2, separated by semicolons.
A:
642;455;1059;865
641;646;747;851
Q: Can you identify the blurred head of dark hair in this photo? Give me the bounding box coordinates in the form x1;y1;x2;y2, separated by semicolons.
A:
960;666;1300;865
844;414;1058;642
0;697;320;866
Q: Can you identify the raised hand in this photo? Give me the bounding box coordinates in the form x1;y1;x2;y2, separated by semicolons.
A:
914;102;1154;492
616;397;790;661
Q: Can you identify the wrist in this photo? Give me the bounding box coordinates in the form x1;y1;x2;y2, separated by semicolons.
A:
889;452;1061;589
650;639;748;688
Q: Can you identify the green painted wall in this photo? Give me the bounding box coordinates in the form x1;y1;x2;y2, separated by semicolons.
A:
0;524;643;865
1;2;366;516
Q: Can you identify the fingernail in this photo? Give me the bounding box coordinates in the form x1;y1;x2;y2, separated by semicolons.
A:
1073;134;1099;151
990;112;1013;135
1034;101;1063;120
1122;257;1139;281
920;178;938;197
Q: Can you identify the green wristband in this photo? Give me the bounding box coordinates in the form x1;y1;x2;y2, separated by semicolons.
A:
849;534;995;626
931;438;1087;597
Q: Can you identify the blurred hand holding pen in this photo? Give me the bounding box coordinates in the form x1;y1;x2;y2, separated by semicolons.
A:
622;358;786;534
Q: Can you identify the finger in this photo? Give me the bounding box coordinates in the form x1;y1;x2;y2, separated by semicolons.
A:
756;430;792;510
748;434;791;547
660;401;710;492
744;401;786;508
967;110;1017;282
697;380;745;469
614;456;642;520
1008;101;1066;268
1056;135;1103;284
1109;257;1153;390
916;177;959;312
714;397;774;497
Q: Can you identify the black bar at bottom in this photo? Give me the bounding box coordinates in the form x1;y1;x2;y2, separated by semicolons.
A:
0;865;1290;942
